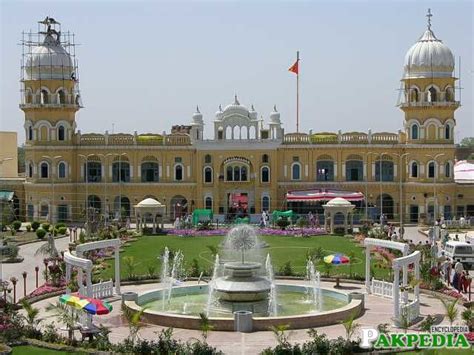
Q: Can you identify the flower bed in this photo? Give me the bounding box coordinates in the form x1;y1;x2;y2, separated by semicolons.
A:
26;282;66;299
167;227;327;237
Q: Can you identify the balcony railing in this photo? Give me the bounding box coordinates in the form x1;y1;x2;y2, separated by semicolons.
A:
284;130;402;145
398;100;460;108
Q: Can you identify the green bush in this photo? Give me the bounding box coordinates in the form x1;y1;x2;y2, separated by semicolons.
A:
12;220;22;231
276;217;290;230
278;261;294;276
296;217;308;228
41;222;51;231
26;224;32;232
31;221;40;231
55;222;66;229
57;226;67;235
36;228;47;239
0;244;19;260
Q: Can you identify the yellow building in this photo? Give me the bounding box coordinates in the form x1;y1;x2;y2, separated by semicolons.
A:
15;15;473;224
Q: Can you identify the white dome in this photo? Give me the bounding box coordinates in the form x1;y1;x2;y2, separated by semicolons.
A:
249;105;258;120
25;34;74;80
404;28;454;79
192;106;203;124
215;104;224;120
269;105;281;123
325;197;352;207
222;95;250;118
136;198;163;208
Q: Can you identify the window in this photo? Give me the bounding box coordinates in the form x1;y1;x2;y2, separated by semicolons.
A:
446;87;454;102
40;204;49;218
57;90;66;104
226;166;233;181
411;162;418;178
87;195;101;213
375;161;394;182
411;124;419;140
28;163;33;178
113;162;130;182
261;166;270;183
410;88;419;102
291;163;301;180
58;162;66;178
428;87;437;102
27;204;34;220
204;154;212;164
205;197;212;210
262;154;269;163
316;161;334;181
293;156;299;162
58;205;68;222
241;166;247;181
445;124;451;140
262;196;270;211
225;165;248;181
204;167;213;183
58;125;65;141
28;126;33;141
141;162;159;182
345;160;363;181
86;162;102;182
175;157;182;163
175;164;183;181
428;162;436;178
40;162;49;178
445;162;451;178
40;89;49;104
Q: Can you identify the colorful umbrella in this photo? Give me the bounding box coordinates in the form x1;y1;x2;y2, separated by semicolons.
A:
324;254;350;264
80;296;113;315
59;294;89;310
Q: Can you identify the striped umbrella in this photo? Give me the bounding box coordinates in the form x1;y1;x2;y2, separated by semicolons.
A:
324;254;350;264
59;294;89;310
80;296;113;315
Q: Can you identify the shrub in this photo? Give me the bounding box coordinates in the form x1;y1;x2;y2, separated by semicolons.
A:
55;222;66;229
296;217;308;228
36;228;47;239
41;222;51;231
12;220;22;231
0;244;19;260
276;217;290;230
419;315;436;331
188;258;201;277
278;261;294;276
31;221;40;231
26;224;32;232
57;226;67;235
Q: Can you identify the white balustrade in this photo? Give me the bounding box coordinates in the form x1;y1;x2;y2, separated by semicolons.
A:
91;280;114;299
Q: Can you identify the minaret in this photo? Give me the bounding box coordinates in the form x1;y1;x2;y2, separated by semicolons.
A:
190;105;204;141
400;9;459;144
21;17;81;146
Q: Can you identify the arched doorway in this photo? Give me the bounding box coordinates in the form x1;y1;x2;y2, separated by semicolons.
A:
113;196;131;219
376;194;394;220
87;195;101;213
170;195;188;220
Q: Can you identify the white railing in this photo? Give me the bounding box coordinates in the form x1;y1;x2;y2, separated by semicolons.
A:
91;280;113;299
371;278;395;298
445;219;471;228
400;299;420;323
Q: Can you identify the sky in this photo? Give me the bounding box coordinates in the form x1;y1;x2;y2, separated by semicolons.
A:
1;0;473;143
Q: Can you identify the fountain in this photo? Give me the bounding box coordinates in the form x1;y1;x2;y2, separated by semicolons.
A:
125;225;363;331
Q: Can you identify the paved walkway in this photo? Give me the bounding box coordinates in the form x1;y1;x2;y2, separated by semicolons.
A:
29;280;457;355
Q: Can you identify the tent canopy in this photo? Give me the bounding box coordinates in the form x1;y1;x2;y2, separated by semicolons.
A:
192;209;213;225
454;160;474;184
286;188;364;202
272;210;294;221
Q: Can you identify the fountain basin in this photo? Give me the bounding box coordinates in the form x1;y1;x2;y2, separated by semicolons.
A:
124;282;363;331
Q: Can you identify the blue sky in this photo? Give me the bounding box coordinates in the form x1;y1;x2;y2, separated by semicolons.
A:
1;0;472;142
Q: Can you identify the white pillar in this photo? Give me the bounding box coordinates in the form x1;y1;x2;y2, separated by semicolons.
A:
86;269;92;297
344;212;348;234
365;247;371;293
402;265;408;303
115;245;121;294
414;259;420;301
65;264;71;294
152;215;156;234
330;214;334;234
78;268;84;295
393;266;400;322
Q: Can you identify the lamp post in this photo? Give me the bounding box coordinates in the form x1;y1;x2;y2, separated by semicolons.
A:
425;153;445;222
42;155;62;224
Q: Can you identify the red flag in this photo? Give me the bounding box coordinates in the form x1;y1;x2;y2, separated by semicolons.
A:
288;60;299;75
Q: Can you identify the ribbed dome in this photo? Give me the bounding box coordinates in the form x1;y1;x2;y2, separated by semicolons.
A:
222;95;249;118
404;28;454;79
192;106;203;124
269;105;281;123
25;34;74;80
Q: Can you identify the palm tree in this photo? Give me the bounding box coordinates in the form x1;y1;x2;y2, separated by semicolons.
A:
21;299;42;328
35;233;58;258
341;312;359;343
461;306;473;331
122;303;147;343
269;323;290;347
439;297;459;325
198;312;214;342
46;302;79;343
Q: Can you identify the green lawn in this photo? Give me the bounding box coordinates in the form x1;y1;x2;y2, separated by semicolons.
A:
98;234;388;280
12;345;85;354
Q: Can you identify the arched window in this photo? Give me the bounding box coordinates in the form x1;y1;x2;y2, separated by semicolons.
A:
204;167;213;183
58;125;65;141
233;166;241;181
445;162;451;178
40;89;49;104
261;166;270;183
225;165;248;181
241;166;247;181
410;88;419;102
141;162;159;182
262;196;270;211
205;197;213;210
58;162;66;178
262;154;269;163
445;124;451;140
226;166;233;181
291;163;301;180
85;161;102;182
445;87;454;102
57;90;66;104
25;90;33;104
375;160;394;182
345;160;363;181
40;162;49;178
411;124;419;140
411;162;418;178
317;161;334;181
28;126;33;141
28;163;33;178
87;195;101;213
204;154;212;164
428;162;436;178
428;87;437;102
175;164;183;181
113;162;130;182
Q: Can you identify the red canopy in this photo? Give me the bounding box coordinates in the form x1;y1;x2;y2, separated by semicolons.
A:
286;189;364;202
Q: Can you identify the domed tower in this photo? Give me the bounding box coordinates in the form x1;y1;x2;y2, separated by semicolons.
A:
268;105;283;139
21;17;81;146
400;9;459;144
190;105;204;141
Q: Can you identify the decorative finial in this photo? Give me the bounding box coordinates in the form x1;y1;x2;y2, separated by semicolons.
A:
218;104;222;112
251;104;255;111
273;105;277;112
234;94;240;105
196;105;200;113
426;8;433;30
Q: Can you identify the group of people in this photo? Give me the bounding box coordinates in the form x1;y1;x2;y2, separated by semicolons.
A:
174;214;192;229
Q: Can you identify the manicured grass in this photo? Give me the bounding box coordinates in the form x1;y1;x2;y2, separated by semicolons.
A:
98;234;388;280
12;345;84;354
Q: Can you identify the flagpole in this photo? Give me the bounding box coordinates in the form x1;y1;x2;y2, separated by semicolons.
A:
296;51;300;133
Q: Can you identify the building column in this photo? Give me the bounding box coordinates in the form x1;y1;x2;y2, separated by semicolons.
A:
393;266;400;323
115;245;121;295
365;247;371;293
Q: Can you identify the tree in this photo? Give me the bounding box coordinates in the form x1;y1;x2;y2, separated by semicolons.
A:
46;302;79;344
269;323;290;348
122;303;147;343
35;233;58;258
341;312;359;343
198;312;214;342
439;297;459;325
21;299;42;328
459;137;474;147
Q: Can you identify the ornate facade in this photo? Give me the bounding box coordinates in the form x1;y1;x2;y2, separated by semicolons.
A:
17;15;473;223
